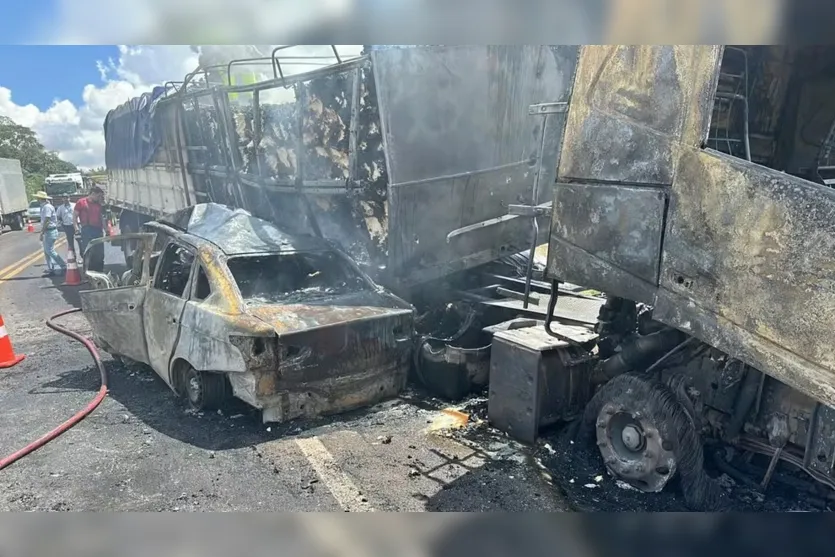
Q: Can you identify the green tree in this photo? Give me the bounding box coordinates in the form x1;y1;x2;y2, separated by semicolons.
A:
0;115;78;198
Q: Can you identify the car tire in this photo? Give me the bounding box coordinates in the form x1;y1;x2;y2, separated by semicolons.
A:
184;366;227;411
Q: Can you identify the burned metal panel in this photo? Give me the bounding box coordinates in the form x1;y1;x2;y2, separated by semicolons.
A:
487;322;594;444
249;310;413;423
546;183;666;303
173;305;253;375
805;403;835;476
251;359;409;424
79;287;151;365
547;46;722;301
372;45;579;285
143;289;189;385
388;163;552;285
558;45;723;185
246;300;413;337
655;148;835;408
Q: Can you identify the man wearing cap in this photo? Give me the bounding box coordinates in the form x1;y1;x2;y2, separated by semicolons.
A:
74;185;106;273
34;191;66;277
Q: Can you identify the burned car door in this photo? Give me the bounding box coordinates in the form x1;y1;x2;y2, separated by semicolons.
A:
548;45;722;303
142;240;196;384
79;233;156;365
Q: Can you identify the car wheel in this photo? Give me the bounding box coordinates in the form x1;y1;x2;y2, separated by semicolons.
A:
9;215;23;231
184;366;227;411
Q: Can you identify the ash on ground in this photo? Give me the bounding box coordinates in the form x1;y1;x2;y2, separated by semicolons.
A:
446;396;828;512
536;425;828;512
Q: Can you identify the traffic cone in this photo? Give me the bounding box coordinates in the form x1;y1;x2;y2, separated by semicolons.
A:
62;249;82;286
0;314;25;369
107;220;116;237
26;221;34;233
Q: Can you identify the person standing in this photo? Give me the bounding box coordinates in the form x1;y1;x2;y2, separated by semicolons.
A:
55;195;79;256
74;185;106;273
33;191;66;277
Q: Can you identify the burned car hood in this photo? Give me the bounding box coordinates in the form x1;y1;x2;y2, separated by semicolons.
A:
246;291;413;336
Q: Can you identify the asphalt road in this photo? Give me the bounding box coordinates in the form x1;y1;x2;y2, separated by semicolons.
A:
0;226;569;512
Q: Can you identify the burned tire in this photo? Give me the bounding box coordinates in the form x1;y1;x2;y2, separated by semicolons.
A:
184;367;227;411
579;373;724;510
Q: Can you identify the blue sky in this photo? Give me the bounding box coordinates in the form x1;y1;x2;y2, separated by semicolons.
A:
0;0;118;109
0;0;54;44
0;46;118;110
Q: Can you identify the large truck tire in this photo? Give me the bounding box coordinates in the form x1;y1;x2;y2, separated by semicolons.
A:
8;213;23;231
579;373;726;511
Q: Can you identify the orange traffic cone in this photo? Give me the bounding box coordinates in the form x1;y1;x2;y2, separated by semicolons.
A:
62;249;82;286
0;314;25;369
26;221;34;233
107;220;116;237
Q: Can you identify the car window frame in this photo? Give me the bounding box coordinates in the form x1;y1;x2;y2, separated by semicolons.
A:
190;262;213;302
152;239;197;299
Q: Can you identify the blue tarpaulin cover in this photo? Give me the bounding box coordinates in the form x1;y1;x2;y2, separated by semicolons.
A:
103;86;166;170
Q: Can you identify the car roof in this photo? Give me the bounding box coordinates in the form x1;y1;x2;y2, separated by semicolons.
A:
158;203;332;256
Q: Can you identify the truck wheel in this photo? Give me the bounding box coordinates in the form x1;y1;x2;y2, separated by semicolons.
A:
580;373;724;510
183;366;228;411
9;214;23;231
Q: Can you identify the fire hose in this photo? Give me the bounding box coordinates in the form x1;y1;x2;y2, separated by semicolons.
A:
0;308;108;471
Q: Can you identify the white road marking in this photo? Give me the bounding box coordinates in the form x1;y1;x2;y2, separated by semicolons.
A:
294;436;373;512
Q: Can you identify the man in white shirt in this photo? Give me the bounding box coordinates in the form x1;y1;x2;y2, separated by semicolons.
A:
55;195;79;255
34;191;66;277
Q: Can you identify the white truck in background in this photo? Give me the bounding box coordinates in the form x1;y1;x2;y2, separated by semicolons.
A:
44;172;86;200
0;158;29;233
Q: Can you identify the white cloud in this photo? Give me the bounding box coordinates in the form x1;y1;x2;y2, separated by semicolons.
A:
0;45;198;169
0;44;361;170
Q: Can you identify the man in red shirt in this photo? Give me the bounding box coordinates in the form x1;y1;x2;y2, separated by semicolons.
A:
74;185;106;272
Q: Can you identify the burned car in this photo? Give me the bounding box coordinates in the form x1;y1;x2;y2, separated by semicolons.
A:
80;203;414;422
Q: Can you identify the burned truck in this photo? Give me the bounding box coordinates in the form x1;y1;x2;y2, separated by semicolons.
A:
519;45;835;509
106;45;574;290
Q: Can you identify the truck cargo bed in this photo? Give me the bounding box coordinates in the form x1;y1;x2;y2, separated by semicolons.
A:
104;46;580;290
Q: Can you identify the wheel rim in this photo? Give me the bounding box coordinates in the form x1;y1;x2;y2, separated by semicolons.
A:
596;402;677;493
186;370;203;406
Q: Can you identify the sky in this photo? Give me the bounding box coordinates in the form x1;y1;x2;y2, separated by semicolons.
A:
0;42;361;169
0;44;200;169
0;0;366;169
